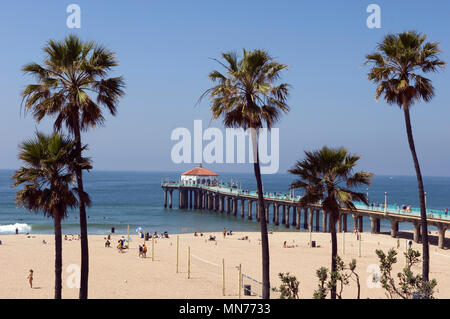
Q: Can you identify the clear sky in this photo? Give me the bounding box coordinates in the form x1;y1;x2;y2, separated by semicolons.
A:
0;0;449;176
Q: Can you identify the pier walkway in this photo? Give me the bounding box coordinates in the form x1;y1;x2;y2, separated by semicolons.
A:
161;181;449;249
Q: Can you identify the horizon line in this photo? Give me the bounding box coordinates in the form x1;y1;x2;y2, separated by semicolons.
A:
0;167;449;178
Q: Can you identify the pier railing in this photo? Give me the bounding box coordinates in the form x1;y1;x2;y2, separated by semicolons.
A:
161;181;450;221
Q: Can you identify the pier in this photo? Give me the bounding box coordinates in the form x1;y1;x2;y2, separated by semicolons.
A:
162;180;450;249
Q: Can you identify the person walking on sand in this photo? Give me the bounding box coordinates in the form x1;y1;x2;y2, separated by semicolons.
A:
142;244;147;258
223;228;226;239
27;269;33;288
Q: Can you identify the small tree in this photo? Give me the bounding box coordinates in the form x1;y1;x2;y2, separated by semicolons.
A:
348;259;361;299
376;248;438;299
272;272;300;299
314;257;361;299
313;267;329;299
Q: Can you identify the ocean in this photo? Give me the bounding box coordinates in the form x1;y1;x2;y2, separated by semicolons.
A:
0;169;449;235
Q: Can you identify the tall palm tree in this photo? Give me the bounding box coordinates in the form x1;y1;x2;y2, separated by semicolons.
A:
201;49;290;298
365;31;445;282
12;132;91;299
21;34;125;298
289;146;372;299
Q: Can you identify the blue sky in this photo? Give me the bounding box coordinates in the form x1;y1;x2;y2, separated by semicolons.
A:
0;0;449;176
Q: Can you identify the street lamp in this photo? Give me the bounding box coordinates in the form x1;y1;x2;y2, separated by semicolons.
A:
384;192;388;215
366;188;369;206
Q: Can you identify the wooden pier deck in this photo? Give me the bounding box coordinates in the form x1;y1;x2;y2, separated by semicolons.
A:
162;182;450;249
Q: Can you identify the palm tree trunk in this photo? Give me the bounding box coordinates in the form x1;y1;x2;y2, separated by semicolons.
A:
54;213;62;299
329;211;338;299
251;128;270;299
74;126;89;299
403;106;429;283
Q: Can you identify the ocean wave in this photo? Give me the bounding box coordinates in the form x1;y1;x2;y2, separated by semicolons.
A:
0;223;32;234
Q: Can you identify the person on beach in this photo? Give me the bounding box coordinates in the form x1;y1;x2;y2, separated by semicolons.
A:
142;244;147;258
445;208;448;217
353;226;358;237
15;228;18;235
138;245;143;258
27;270;33;288
223;228;226;238
283;241;295;248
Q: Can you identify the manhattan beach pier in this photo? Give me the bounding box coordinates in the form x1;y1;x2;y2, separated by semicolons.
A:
162;165;450;249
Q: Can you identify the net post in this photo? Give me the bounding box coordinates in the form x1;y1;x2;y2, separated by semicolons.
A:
152;236;155;261
358;233;362;257
309;226;312;248
188;246;191;279
238;264;242;299
176;235;179;273
222;258;225;296
343;231;345;255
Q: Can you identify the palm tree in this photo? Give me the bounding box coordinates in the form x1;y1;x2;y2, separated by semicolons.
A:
21;34;125;298
201;49;290;298
289;146;372;299
365;31;445;283
12;132;91;299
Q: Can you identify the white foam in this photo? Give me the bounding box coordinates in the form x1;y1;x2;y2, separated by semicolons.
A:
0;223;32;234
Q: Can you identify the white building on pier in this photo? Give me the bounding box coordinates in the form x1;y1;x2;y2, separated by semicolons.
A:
180;164;218;186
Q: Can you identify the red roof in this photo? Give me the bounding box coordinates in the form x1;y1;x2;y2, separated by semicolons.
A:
182;167;218;176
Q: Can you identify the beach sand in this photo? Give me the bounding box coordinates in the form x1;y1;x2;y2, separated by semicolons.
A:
0;230;448;299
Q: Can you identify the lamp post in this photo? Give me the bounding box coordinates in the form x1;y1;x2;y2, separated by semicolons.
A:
384;192;388;215
366;188;369;206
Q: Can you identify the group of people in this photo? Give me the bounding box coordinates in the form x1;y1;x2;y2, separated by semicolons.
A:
223;228;233;238
138;244;148;258
397;204;413;213
139;231;169;240
117;236;128;252
283;240;297;248
64;234;80;241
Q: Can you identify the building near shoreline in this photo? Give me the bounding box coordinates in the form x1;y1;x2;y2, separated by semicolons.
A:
180;164;218;186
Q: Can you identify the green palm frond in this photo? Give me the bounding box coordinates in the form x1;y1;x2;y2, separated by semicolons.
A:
289;146;373;212
21;34;125;134
365;30;445;108
201;49;290;130
12;132;91;219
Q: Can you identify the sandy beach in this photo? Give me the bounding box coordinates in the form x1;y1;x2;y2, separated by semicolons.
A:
0;230;448;299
